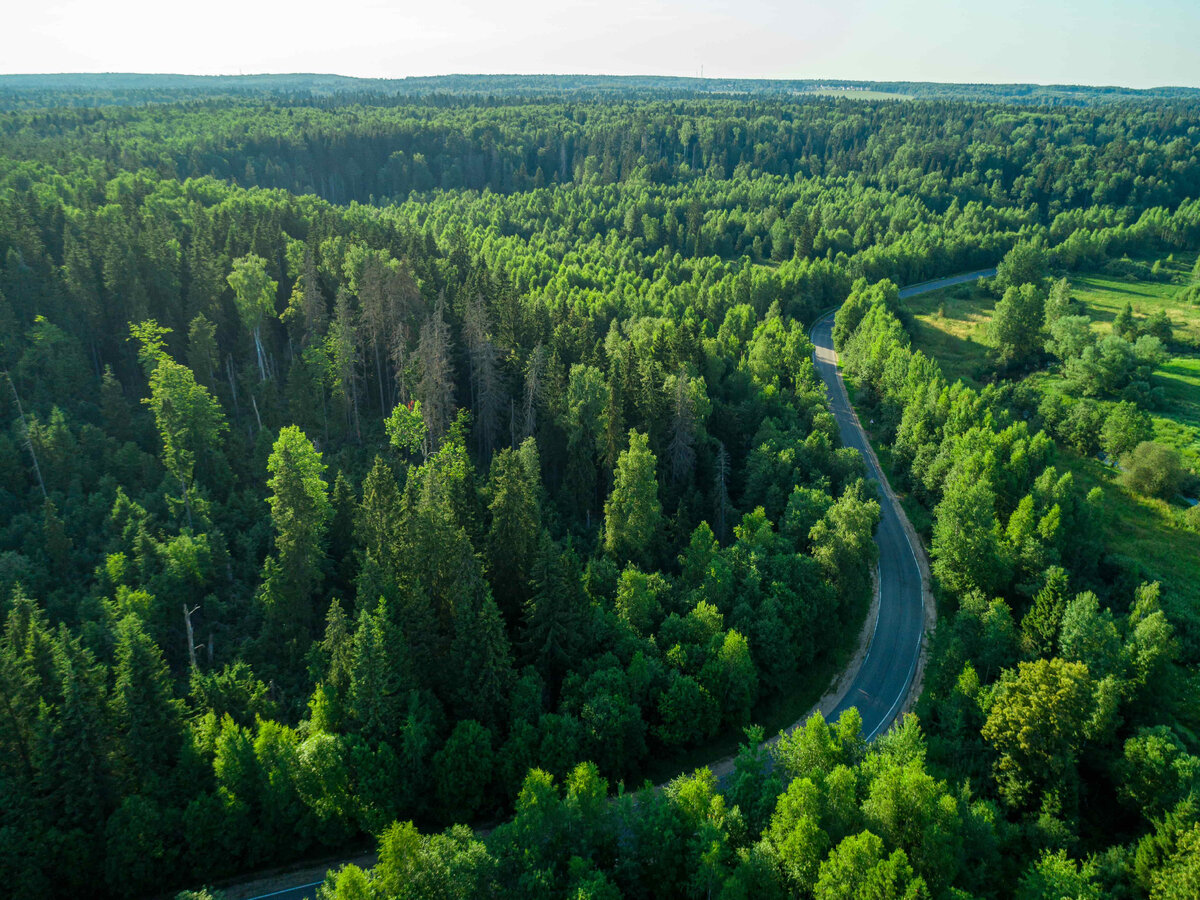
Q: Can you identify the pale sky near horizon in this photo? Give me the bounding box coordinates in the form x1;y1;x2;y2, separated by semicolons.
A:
6;0;1199;89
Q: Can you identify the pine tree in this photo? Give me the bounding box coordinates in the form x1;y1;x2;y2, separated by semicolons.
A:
603;429;663;567
33;628;112;837
259;426;331;645
667;365;698;484
713;441;732;543
327;471;359;597
109;615;186;796
522;533;585;699
1021;566;1070;658
187;314;219;387
347;598;411;745
486;446;542;624
132;320;229;520
463;293;504;461
327;287;362;441
449;593;515;732
520;344;547;442
357;456;404;576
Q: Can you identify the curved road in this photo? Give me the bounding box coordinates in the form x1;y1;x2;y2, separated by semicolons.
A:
814;267;994;740
226;268;995;900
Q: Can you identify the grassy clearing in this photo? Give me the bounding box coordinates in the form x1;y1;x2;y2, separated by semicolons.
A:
901;262;1200;468
902;283;994;386
1057;451;1200;623
1071;253;1200;345
1153;357;1200;468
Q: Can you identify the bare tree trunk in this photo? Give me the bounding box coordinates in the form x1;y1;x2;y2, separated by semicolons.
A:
5;371;47;499
250;393;263;432
183;604;200;670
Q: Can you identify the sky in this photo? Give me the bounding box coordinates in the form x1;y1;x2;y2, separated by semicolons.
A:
6;0;1200;88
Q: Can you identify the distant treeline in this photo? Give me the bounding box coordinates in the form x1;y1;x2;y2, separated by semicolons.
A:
2;72;1199;111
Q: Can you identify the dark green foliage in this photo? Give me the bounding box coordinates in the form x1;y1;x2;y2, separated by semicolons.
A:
0;82;1198;899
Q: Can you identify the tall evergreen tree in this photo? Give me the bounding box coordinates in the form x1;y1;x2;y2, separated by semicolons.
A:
259;426;331;649
603;429;663;567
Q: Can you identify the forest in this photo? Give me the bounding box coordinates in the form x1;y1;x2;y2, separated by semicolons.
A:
0;82;1198;898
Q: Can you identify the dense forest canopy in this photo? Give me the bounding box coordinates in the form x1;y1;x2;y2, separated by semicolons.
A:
0;83;1199;899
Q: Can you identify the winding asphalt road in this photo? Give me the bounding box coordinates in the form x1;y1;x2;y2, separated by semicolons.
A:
812;308;924;741
813;267;994;740
227;268;995;900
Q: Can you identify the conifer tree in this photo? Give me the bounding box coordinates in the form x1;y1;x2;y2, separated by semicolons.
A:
259;426;331;646
109;615;186;796
486;445;542;624
604;429;663;567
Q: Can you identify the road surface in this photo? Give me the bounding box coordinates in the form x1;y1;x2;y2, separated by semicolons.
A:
811;267;994;738
237;881;324;900
810;312;925;740
898;268;996;300
229;268;995;900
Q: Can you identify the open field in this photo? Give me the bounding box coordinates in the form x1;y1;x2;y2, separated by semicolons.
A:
903;262;1200;465
1058;451;1200;638
903;282;994;385
800;87;913;101
1070;254;1200;346
890;265;1200;636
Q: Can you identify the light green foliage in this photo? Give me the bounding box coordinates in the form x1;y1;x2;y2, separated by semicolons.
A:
773;709;864;782
994;242;1047;293
861;758;963;892
1101;401;1153;457
260;426;331;641
932;473;1006;596
1045;314;1095;362
1150;822;1200;900
603;429;662;566
5;82;1200;900
815;830;930;900
614;565;666;637
132;321;228;524
385;400;428;458
369;821;495;900
981;658;1094;809
1058;592;1124;679
809;480;880;606
768;776;830;891
1016;850;1100;900
227;253;277;380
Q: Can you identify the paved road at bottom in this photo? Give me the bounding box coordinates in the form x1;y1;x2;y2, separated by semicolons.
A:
236;267;997;900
